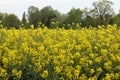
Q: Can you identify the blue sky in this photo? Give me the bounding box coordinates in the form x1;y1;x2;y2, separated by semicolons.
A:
0;0;120;19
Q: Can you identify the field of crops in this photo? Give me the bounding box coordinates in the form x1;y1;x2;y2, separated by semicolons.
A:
0;24;120;80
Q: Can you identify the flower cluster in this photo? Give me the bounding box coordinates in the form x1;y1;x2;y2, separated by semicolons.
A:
0;24;120;80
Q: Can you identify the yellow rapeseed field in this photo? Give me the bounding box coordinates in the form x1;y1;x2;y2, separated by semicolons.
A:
0;24;120;80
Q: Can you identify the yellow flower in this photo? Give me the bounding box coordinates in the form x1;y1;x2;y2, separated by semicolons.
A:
0;23;120;79
0;67;8;77
8;50;16;57
104;74;112;80
80;74;87;80
53;59;60;66
97;67;102;73
40;70;49;79
104;61;112;70
110;54;116;61
114;73;119;79
116;56;120;62
2;57;8;68
94;46;98;50
65;72;72;79
38;46;45;51
12;69;22;79
12;68;17;75
101;49;108;56
70;60;74;64
89;69;95;75
74;69;80;77
95;57;102;63
16;70;22;79
88;60;93;65
54;66;62;73
110;43;119;51
75;65;81;70
74;52;80;57
89;53;95;58
60;49;66;54
88;76;97;80
30;24;34;29
2;57;8;64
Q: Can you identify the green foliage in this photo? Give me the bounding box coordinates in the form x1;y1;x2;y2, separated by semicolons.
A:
27;6;59;28
2;14;20;29
39;6;59;27
114;13;120;27
22;12;27;24
63;8;83;24
28;6;40;28
81;15;98;27
90;0;114;25
0;12;3;20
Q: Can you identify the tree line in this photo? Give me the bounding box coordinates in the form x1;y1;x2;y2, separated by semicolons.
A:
0;0;120;29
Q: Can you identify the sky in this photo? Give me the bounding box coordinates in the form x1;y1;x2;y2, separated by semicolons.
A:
0;0;120;19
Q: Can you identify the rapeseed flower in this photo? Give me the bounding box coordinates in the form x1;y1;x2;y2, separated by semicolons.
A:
40;70;49;78
0;24;120;79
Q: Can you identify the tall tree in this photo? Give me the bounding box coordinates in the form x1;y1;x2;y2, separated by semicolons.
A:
22;12;27;24
2;14;20;29
39;6;58;27
0;12;8;21
28;6;40;28
91;0;114;25
63;8;83;24
0;12;3;21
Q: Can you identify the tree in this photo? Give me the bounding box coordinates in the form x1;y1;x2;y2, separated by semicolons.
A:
28;6;40;28
2;14;20;29
64;8;83;24
0;12;3;21
39;6;59;27
0;12;8;21
61;8;83;29
91;0;114;25
114;13;120;27
81;15;98;27
22;12;27;24
50;13;67;28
